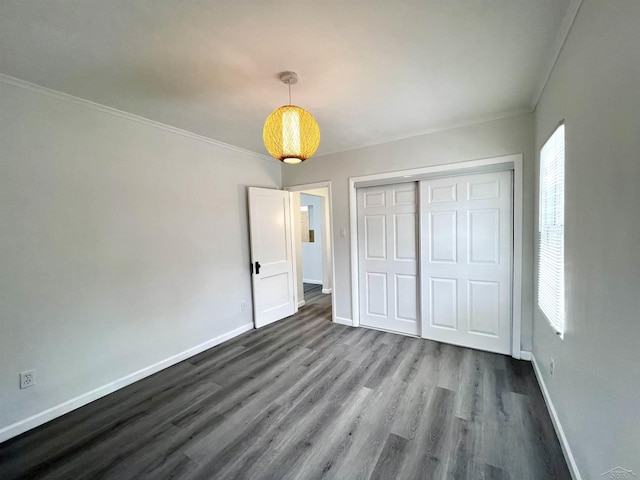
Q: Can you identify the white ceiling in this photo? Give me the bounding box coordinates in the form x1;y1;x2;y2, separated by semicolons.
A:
0;0;573;157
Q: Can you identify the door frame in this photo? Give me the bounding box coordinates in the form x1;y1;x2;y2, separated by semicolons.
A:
349;154;524;359
284;181;337;324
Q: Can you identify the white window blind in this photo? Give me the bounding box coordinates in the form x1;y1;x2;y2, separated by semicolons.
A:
538;124;565;334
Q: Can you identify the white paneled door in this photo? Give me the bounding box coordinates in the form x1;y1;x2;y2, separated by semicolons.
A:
420;171;512;354
357;183;419;336
248;187;297;328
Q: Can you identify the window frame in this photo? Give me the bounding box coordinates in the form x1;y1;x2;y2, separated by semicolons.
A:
538;122;566;336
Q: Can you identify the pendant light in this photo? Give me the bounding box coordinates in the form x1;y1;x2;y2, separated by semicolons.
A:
263;72;320;164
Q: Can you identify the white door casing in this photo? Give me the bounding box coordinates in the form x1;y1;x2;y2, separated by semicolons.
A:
420;171;512;354
248;187;297;328
357;183;419;336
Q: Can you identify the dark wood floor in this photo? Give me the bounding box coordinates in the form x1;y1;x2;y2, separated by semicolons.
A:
0;285;570;479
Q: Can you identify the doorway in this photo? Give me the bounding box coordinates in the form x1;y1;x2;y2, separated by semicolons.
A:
286;182;336;322
299;193;325;291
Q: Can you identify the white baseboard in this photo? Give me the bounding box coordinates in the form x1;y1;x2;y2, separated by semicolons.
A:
0;323;254;443
303;279;323;285
531;353;582;480
520;350;532;361
297;300;306;308
322;288;332;294
333;316;354;327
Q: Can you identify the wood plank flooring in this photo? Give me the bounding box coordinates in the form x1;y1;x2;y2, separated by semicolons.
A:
0;285;570;479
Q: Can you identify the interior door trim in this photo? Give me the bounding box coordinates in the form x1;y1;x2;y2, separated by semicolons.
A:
348;153;524;359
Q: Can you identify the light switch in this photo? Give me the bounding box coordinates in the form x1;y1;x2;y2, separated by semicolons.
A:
340;228;347;238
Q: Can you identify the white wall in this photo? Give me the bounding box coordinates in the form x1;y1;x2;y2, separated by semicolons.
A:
0;79;281;439
533;1;640;477
282;113;535;350
300;193;324;284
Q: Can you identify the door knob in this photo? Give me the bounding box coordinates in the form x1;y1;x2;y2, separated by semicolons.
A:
255;261;261;274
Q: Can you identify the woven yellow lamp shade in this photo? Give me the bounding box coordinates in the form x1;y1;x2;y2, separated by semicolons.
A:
263;71;320;164
263;105;320;164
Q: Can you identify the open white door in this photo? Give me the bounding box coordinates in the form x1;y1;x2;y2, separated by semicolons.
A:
248;187;297;328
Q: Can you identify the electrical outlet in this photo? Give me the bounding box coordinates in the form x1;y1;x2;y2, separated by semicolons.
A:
20;370;36;389
241;301;247;311
549;358;555;377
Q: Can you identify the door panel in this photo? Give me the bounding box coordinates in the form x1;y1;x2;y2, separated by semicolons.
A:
468;280;500;336
394;213;416;260
365;215;386;259
395;274;417;320
366;272;388;316
393;186;417;206
358;183;418;335
429;182;457;203
420;171;512;354
468;209;499;264
364;190;386;208
430;211;457;262
430;277;457;329
248;187;296;328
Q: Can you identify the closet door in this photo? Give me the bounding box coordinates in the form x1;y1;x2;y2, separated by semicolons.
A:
357;183;418;336
420;171;512;354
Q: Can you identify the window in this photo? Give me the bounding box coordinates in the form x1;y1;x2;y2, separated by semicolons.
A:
538;123;565;335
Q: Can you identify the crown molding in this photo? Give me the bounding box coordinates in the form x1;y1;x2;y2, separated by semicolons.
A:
0;73;277;165
530;0;583;110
